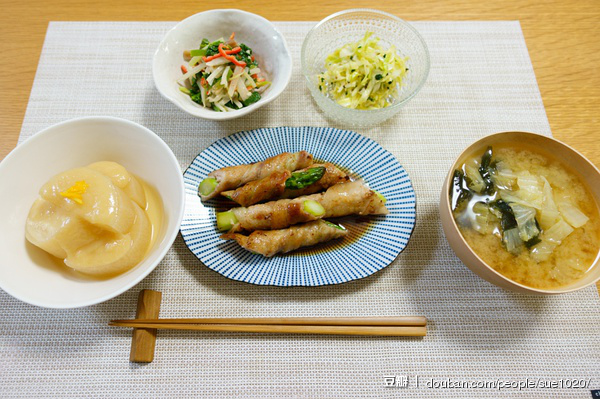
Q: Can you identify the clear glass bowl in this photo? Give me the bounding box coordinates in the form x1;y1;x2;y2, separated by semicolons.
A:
301;9;430;127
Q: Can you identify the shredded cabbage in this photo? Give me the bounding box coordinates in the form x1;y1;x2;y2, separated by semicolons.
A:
530;219;574;262
514;171;544;208
317;31;408;110
544;219;574;244
555;192;589;228
538;177;561;229
530;240;555;262
499;190;539;209
509;203;540;242
471;202;498;234
491;161;517;190
465;164;485;193
502;228;523;255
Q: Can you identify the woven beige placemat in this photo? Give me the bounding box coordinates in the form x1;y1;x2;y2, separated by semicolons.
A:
1;21;598;398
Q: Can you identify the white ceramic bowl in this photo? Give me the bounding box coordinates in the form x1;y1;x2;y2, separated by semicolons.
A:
0;117;184;308
153;9;292;120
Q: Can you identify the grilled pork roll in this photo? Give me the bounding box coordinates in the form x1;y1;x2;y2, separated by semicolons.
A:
216;181;388;232
221;163;349;207
198;151;313;200
221;220;347;257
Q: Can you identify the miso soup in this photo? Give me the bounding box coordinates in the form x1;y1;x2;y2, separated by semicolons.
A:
450;144;600;289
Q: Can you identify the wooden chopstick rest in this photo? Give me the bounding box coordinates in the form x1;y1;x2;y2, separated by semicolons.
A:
129;289;162;363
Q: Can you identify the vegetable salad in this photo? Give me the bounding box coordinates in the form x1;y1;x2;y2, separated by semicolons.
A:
317;32;408;110
178;33;271;112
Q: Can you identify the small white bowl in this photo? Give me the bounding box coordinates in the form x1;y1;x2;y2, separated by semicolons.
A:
0;117;184;308
153;9;292;120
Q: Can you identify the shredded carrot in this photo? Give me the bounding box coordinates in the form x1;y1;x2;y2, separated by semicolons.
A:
229;32;235;41
251;74;258;79
181;65;188;74
202;46;242;63
257;78;265;82
218;43;246;68
203;53;222;62
251;56;255;62
200;77;207;86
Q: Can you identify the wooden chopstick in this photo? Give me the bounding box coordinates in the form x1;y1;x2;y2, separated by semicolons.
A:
108;316;427;336
109;322;426;336
110;316;427;327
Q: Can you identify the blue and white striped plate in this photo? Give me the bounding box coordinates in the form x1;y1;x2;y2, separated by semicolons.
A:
181;127;416;286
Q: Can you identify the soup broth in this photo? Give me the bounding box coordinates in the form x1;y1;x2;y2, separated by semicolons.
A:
452;144;600;289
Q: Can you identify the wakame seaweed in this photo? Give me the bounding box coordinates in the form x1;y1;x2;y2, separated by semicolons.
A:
450;169;473;211
491;200;518;231
478;146;495;195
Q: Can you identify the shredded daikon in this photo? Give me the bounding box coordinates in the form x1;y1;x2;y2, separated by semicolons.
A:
317;31;408;110
178;36;271;111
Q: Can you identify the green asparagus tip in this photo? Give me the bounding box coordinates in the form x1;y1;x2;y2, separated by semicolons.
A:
373;190;387;204
303;200;325;217
323;220;346;230
286;166;326;190
199;177;218;197
216;210;238;231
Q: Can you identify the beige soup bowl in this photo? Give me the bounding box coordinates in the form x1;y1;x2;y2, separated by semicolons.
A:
440;131;600;294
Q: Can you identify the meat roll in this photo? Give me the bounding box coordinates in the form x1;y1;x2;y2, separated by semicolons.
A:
198;151;313;200
221;163;350;207
217;180;388;232
221;220;348;257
